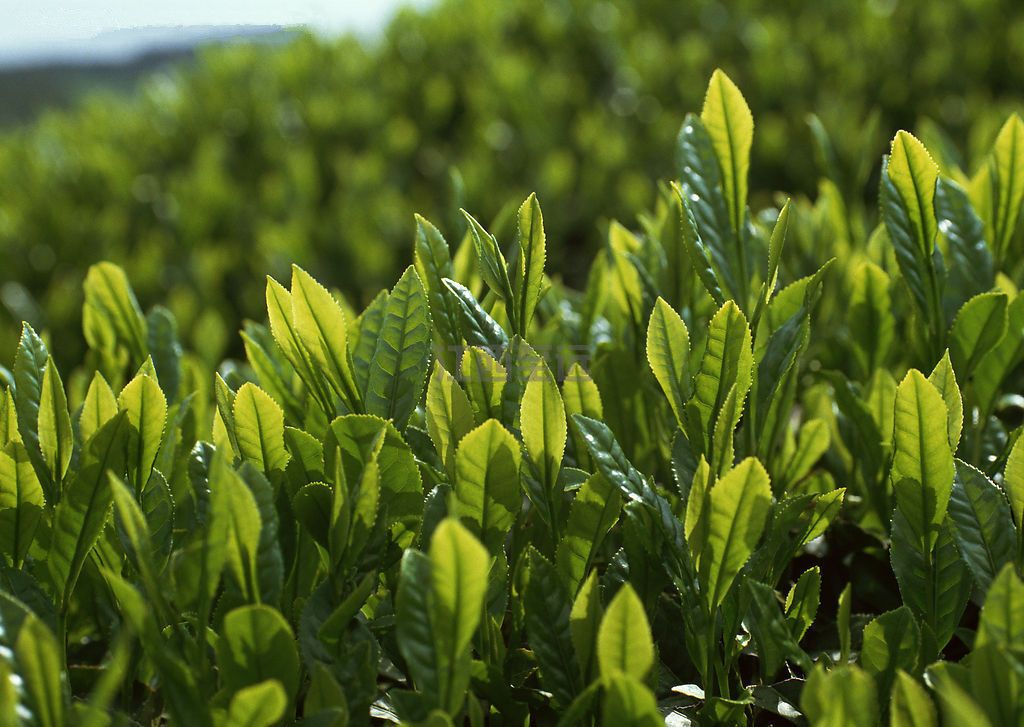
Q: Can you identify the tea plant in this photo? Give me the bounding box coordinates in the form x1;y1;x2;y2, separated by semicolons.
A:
1;70;1024;725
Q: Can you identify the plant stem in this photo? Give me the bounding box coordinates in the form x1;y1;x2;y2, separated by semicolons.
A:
56;608;68;676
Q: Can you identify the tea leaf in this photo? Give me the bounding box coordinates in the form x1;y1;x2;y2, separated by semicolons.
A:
233;383;288;475
699;457;771;608
38;357;72;486
597;583;653;680
701;69;753;240
118;370;168;491
217;605;300;706
646;297;691;426
453;419;521;553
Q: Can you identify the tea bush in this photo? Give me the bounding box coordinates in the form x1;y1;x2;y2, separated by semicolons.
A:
3;0;1024;368
2;71;1024;725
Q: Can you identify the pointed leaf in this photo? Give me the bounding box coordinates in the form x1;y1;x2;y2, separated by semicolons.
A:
928;352;962;452
453;419;521;553
947;460;1016;593
950;292;1008;378
425;362;475;475
849;262;895;376
688;301;752;450
14;324;54;500
118;371;168;491
211;451;262;603
290;265;361;410
891;370;954;551
520;359;566;521
512;193;546;335
233;383;289;476
988;114;1024;263
79;372;118;445
84;262;147;361
1004;435;1024;535
700;457;772;608
0;442;43;567
646;297;690;425
701;69;753;239
37;357;72;486
887;131;939;257
597;583;653;680
365;267;432;429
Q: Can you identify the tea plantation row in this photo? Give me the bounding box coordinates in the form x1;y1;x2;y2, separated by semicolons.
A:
1;71;1023;725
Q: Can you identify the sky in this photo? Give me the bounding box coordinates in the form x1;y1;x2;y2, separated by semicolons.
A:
0;0;425;60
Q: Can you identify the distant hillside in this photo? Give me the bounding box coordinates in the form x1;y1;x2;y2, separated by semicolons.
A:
0;26;298;128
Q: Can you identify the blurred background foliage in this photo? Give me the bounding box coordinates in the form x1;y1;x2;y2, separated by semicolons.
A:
2;0;1024;367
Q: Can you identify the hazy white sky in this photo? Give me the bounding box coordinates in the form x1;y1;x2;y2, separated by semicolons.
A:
1;0;421;49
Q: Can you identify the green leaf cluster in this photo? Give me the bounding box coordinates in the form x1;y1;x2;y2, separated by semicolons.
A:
5;70;1024;726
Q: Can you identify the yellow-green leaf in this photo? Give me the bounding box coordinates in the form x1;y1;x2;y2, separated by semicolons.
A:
48;412;130;608
265;276;331;413
891;370;954;551
460;346;506;424
0;441;44;567
217;605;300;706
699;457;771;608
848;262;894;376
233;383;289;475
562;362;602;470
463;210;516;328
928;351;963;452
79;372;118;445
290;265;361;411
1004;436;1024;534
646;297;690;426
224;680;287;727
118;371;168;491
570;570;603;680
429;518;489;672
453;419;521;553
0;387;20;447
689;300;753;449
888;131;939;256
597;584;653;680
425;362;475;476
890;670;937;727
802;664;878;727
988;114;1024;262
701;69;753;237
396;518;488;716
38;356;72;485
512;193;547;335
210;450;262;602
84;262;147;362
520;359;566;499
